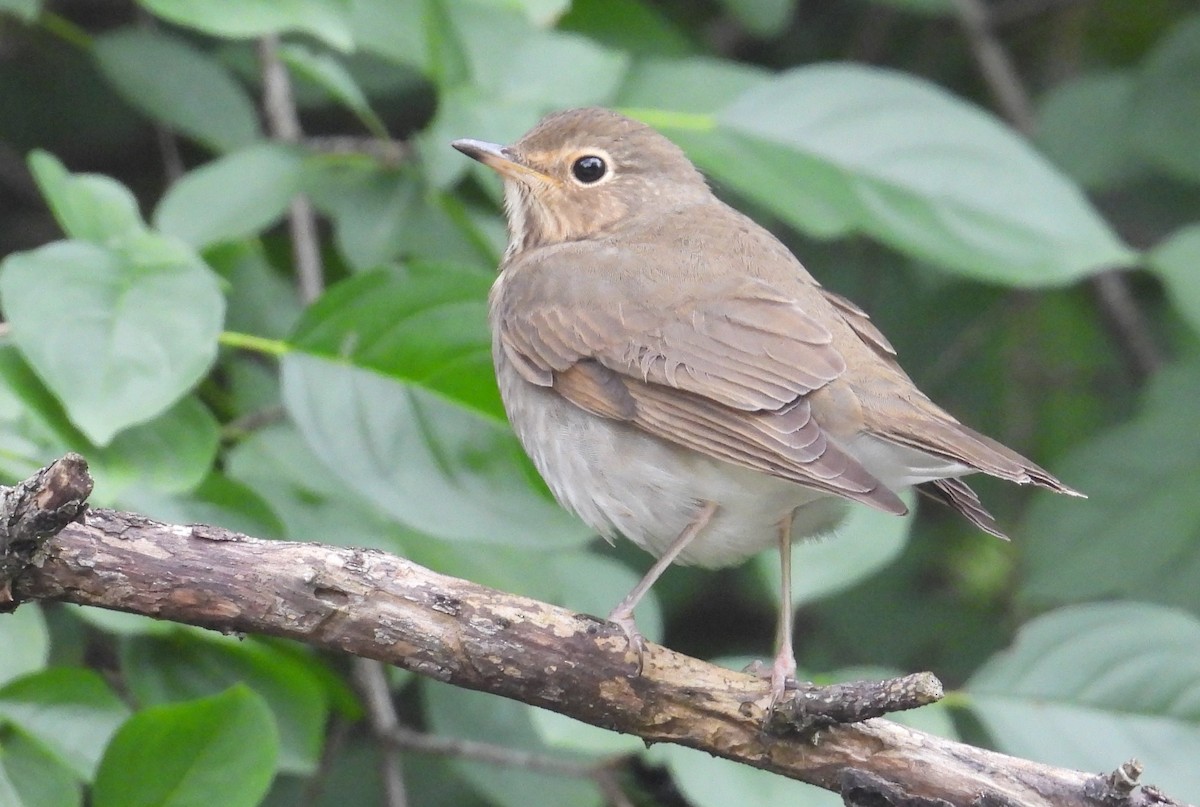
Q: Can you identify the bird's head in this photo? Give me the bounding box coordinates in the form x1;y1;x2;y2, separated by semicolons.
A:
453;107;710;256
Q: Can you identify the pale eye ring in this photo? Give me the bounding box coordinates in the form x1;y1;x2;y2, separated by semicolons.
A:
571;155;607;184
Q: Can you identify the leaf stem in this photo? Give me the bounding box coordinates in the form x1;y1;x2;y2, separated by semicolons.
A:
617;108;717;132
39;12;93;50
219;331;291;357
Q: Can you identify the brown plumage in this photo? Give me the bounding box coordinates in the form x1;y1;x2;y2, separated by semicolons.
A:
453;107;1081;710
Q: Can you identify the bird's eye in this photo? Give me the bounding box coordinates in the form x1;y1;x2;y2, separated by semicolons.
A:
571;155;607;184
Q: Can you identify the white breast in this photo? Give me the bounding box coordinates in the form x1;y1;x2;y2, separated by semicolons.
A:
492;341;850;569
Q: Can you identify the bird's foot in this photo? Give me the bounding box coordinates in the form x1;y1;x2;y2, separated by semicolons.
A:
744;652;799;718
606;607;647;675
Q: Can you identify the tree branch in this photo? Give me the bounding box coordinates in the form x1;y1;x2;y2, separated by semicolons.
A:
1;457;1189;807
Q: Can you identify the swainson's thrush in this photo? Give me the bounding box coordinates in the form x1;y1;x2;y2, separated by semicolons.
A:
453;108;1081;707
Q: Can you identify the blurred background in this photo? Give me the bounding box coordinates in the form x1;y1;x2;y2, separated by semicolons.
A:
0;0;1198;805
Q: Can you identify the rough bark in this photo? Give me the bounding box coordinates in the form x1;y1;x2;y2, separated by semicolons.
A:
0;457;1189;807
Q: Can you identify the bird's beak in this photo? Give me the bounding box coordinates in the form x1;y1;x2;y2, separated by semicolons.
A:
452;139;553;184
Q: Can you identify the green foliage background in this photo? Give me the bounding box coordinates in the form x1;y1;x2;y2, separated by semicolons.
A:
1;0;1199;804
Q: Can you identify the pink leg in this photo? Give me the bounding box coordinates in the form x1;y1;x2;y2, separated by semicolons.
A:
767;515;797;709
608;501;719;673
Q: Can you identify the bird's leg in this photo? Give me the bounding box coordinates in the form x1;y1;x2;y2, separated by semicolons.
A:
767;515;798;710
607;500;719;674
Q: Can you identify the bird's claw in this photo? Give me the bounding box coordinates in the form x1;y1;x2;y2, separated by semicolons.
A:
607;610;647;675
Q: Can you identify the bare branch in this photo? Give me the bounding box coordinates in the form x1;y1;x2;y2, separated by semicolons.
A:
258;34;324;304
351;659;410;807
0;458;1185;807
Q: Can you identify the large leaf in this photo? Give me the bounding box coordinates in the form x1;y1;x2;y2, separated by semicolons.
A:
27;150;144;245
0;729;80;807
281;353;593;548
0;668;129;780
423;680;602;807
289;264;501;419
1149;224;1200;338
121;633;328;775
753;492;915;608
95;395;219;498
93;27;260;152
136;0;354;51
1035;70;1142;190
0;237;224;445
0;607;48;688
717;65;1137;284
422;3;630;187
714;0;794;37
1020;361;1200;614
92;686;279;807
225;423;411;551
968;603;1200;800
1129;12;1200;184
630;64;1136;285
153;144;305;249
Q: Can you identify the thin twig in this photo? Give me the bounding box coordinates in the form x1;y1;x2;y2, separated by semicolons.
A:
351;659;409;807
949;0;1162;380
383;725;636;807
299;716;350;807
258;35;324;305
304;136;411;166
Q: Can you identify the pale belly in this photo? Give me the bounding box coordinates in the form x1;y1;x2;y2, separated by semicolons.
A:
495;351;850;569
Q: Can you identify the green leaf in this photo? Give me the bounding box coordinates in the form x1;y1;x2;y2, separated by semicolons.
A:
1149;223;1200;337
423;680;602;807
136;0;354;52
0;0;41;23
618;56;768;113
122;634;328;775
0;668;129;780
753;492;915;608
27;151;145;245
290;264;501;419
0;729;80;807
348;0;426;68
226;423;410;550
309;163;497;270
93;27;260;153
279;43;387;138
0;237;224;445
0;607;48;688
1035;70;1142;190
118;471;284;543
559;0;695;57
1130;12;1200;184
153;144;305;249
968;603;1200;799
866;0;950;14
280;353;593;548
421;7;630;187
92;686;279;807
1020;361;1200;614
714;0;794;37
709;65;1137;285
95;395;219;498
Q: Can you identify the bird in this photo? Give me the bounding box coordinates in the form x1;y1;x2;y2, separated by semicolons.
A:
452;107;1082;709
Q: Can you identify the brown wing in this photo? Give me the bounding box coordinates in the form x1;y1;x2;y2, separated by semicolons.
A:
496;259;906;515
500;277;846;411
819;288;897;363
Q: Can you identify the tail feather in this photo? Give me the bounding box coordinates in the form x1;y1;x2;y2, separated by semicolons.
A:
918;478;1010;540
